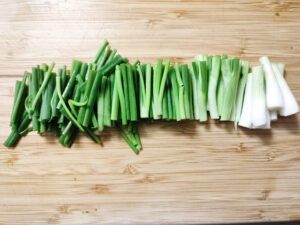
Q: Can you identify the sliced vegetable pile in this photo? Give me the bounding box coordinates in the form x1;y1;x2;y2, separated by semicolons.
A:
4;40;299;153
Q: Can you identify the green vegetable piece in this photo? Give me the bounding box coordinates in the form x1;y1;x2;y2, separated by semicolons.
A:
10;72;29;130
120;64;130;120
126;64;138;121
40;72;55;122
77;69;96;124
197;61;208;121
103;75;112;127
118;125;139;154
208;56;221;119
220;58;240;120
93;39;108;63
115;65;127;125
31;62;55;111
235;60;249;126
181;64;191;119
175;63;185;120
83;70;103;127
97;76;107;131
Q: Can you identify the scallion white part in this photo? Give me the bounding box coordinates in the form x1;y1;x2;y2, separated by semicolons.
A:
271;63;299;116
238;73;253;128
251;65;268;127
259;56;283;111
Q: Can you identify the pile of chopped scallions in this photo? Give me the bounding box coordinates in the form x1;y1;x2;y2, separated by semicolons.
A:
4;40;299;154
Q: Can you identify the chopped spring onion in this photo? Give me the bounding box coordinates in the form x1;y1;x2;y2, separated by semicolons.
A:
259;56;283;111
238;73;253;128
251;65;268;128
208;56;221;119
4;40;299;153
272;63;299;116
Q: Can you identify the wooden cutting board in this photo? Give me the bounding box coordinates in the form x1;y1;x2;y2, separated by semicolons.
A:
0;1;300;224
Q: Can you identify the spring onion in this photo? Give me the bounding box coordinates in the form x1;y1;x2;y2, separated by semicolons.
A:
4;40;299;153
259;56;283;111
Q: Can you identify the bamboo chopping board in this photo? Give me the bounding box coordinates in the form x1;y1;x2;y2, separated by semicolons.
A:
0;0;300;224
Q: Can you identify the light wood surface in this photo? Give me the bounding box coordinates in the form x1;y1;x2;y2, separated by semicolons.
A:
0;0;300;224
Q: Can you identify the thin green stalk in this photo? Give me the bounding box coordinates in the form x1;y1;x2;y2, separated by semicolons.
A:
51;69;62;119
197;61;208;121
220;58;240;120
70;60;77;76
181;64;191;119
132;64;139;97
40;72;55;122
217;76;224;116
61;66;67;88
157;59;171;116
14;80;26;130
153;59;163;118
93;39;108;63
97;76;107;131
145;64;152;118
162;87;168;119
10;72;29;130
118;125;139;154
190;62;199;120
208;56;221;119
97;45;111;67
115;66;127;125
137;65;146;116
138;64;152;118
83;70;103;127
31;62;55;111
120;64;130;120
77;69;96;124
170;68;180;121
166;77;173;120
111;73;120;121
29;68;40;130
126;64;137;121
206;56;212;111
188;67;194;119
175;63;185;120
13;81;21;108
103;75;112;127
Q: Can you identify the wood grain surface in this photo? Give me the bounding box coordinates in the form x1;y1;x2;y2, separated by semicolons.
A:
0;0;300;224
